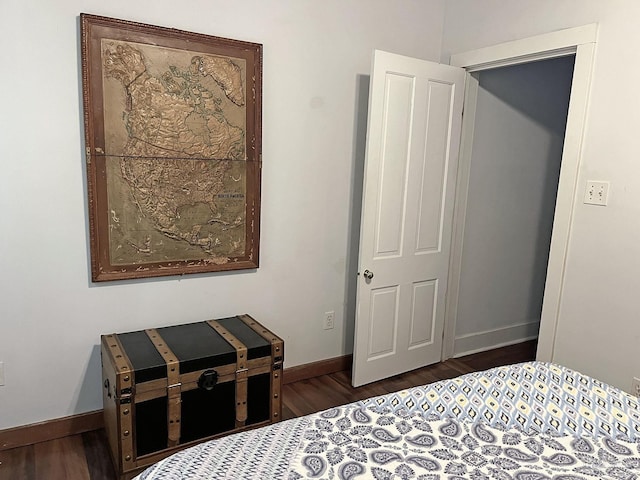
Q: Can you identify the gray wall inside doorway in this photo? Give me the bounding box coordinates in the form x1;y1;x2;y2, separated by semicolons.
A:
453;55;575;356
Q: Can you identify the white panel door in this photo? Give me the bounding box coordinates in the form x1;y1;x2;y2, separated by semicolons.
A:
352;50;465;387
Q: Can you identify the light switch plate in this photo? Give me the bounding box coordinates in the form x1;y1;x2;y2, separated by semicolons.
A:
584;180;609;206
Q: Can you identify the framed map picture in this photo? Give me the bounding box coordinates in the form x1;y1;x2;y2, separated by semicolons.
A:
80;14;262;281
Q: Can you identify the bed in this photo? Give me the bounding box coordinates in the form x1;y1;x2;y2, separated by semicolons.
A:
136;362;640;479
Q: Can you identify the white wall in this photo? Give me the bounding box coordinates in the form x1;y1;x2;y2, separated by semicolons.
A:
443;0;640;392
0;0;446;430
454;57;574;356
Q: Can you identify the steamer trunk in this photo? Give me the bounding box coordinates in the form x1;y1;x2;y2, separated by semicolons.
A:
101;314;284;480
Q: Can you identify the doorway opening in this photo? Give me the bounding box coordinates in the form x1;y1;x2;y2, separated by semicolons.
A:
450;56;575;356
444;24;597;362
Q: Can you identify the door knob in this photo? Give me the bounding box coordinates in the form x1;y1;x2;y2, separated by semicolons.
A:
363;269;374;280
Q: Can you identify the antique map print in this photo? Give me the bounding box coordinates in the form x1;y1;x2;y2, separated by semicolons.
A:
101;39;248;265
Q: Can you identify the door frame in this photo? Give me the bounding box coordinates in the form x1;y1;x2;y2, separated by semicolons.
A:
442;24;598;361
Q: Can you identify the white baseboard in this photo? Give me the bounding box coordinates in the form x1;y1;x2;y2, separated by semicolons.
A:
453;321;540;358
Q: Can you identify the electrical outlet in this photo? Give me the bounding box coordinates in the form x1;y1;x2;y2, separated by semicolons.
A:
632;377;640;397
584;180;609;206
0;362;4;386
323;311;335;330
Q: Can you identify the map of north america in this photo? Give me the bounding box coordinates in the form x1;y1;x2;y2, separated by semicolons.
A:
101;40;248;265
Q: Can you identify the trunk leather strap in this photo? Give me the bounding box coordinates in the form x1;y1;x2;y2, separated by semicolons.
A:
238;314;284;422
207;320;249;426
103;334;135;469
145;329;181;446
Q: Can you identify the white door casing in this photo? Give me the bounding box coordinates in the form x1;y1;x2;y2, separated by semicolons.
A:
352;50;465;387
443;24;597;361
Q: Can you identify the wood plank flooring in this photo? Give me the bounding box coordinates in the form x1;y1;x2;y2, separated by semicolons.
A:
0;341;536;480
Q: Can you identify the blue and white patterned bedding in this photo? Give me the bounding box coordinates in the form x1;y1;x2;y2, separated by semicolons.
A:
288;406;640;480
136;362;640;480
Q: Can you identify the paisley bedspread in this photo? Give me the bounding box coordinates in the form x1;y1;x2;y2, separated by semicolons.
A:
136;362;640;480
288;406;640;480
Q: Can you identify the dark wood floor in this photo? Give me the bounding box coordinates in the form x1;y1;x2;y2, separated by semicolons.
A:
0;341;536;480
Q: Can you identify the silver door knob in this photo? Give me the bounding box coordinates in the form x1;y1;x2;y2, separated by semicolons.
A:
363;269;374;280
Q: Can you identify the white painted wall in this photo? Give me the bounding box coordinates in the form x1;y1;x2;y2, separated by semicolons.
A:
0;0;446;430
443;0;640;392
454;57;574;356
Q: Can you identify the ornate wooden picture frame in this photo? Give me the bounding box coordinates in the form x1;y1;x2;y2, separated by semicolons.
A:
80;14;262;282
